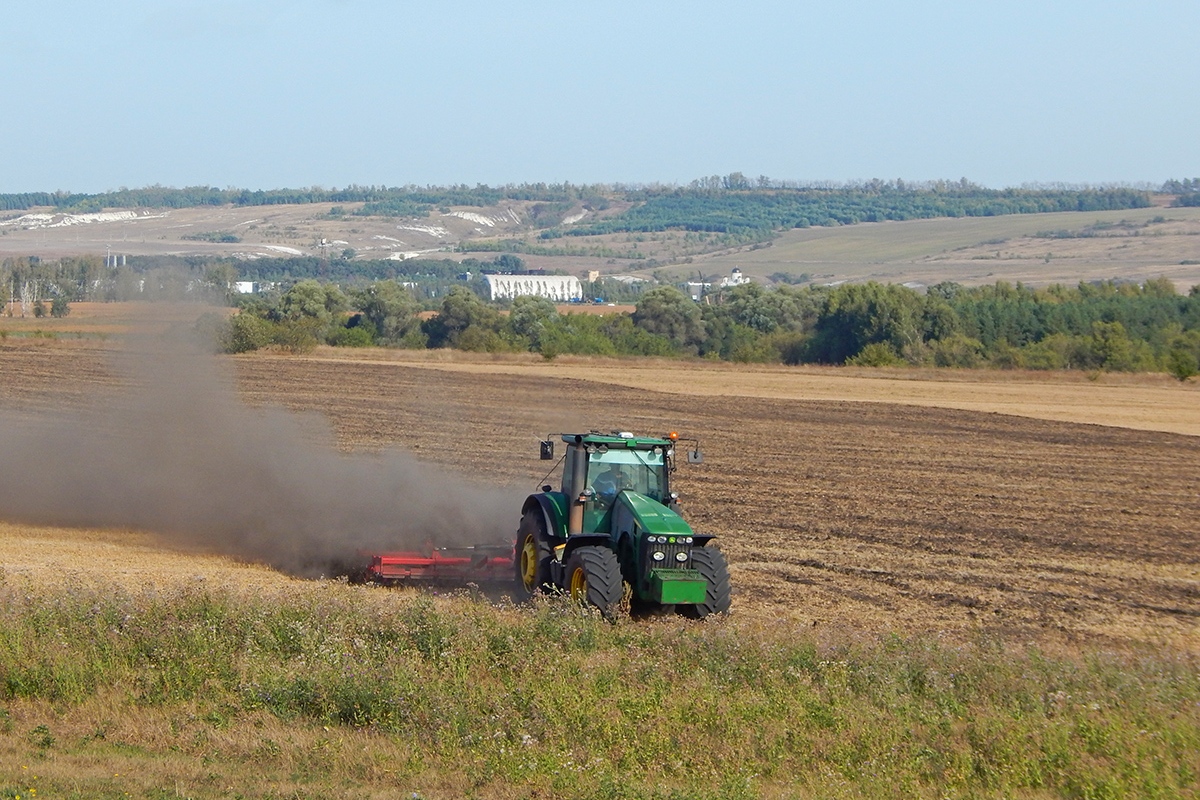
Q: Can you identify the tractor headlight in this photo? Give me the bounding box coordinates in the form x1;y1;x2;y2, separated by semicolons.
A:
675;551;689;563
684;536;693;544
652;551;666;562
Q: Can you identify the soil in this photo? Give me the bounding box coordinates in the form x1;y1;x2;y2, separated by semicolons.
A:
1;340;1197;651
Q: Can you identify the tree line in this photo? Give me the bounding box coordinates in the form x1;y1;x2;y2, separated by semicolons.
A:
1162;177;1200;207
0;179;1159;231
205;276;1200;381
1;256;233;308
557;186;1152;238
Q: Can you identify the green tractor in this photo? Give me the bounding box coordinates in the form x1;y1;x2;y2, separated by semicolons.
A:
516;431;731;619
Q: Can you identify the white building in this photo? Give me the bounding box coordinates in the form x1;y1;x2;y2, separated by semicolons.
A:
720;268;749;288
684;268;750;301
485;274;582;302
234;281;277;294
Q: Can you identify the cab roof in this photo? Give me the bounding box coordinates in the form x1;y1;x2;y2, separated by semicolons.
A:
561;432;675;449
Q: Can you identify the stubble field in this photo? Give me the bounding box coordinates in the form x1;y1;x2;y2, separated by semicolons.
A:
1;338;1196;651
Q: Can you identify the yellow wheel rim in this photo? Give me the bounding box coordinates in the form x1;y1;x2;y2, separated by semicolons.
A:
520;535;538;591
569;566;588;602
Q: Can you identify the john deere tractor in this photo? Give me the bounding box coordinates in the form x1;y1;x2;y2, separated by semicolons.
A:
516;431;731;618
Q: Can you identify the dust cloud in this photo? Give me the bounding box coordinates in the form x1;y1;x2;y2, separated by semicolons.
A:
0;331;524;576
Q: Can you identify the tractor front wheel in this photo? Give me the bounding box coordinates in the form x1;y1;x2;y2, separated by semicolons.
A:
565;546;623;620
680;546;732;618
515;510;551;598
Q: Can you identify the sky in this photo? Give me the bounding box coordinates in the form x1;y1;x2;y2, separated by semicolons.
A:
2;0;1196;193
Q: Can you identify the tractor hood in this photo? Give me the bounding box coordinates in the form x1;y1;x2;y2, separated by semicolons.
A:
616;491;694;536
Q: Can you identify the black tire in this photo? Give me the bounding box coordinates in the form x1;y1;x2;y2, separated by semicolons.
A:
515;509;552;598
565;546;623;620
680;546;732;618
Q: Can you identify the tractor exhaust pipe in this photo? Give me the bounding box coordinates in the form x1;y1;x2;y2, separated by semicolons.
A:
568;436;588;535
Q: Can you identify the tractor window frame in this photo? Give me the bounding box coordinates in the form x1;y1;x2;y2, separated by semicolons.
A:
586;448;667;503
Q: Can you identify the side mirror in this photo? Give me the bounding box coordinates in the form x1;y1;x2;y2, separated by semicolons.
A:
539;439;554;460
687;449;704;464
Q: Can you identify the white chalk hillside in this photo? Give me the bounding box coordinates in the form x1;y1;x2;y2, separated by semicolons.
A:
0;210;167;229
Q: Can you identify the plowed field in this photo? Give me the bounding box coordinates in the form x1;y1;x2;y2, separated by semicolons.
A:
2;340;1197;651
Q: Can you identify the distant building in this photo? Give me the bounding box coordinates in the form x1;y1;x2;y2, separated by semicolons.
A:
721;268;749;288
234;281;276;294
683;268;749;301
485;274;582;302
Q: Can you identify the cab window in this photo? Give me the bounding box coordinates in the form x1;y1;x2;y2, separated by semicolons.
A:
587;448;665;503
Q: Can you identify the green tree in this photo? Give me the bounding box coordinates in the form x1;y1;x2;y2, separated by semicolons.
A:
422;286;504;349
632;287;705;353
810;282;924;363
507;295;559;350
1090;321;1135;371
278;279;346;326
350;280;420;345
50;296;70;318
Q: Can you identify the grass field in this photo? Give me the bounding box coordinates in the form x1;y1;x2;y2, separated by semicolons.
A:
0;323;1198;798
684;206;1200;290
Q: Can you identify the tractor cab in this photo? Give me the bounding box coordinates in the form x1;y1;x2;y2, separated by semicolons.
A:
517;431;731;619
564;434;670;527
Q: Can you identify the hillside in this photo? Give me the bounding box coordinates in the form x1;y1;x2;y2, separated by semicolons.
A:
692;205;1200;290
6;183;1196;291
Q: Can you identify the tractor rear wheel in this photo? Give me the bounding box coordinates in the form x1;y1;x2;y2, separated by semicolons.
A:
515;509;552;598
680;546;732;618
565;546;623;620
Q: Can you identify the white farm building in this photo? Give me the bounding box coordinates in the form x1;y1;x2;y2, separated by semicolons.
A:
485;274;582;302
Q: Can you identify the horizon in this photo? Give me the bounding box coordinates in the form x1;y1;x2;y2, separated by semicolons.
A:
0;176;1183;199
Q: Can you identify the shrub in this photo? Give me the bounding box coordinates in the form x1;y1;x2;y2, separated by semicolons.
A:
327;324;375;347
270;318;322;353
1167;347;1199;381
932;333;984;367
847;341;902;366
220;313;273;354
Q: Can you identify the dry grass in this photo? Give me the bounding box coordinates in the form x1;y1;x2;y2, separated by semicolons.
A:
0;521;286;592
1;575;1195;799
0;301;229;336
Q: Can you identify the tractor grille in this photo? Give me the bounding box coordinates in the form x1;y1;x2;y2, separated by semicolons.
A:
642;540;692;575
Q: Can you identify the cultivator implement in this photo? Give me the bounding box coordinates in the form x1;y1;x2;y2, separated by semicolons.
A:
364;543;515;583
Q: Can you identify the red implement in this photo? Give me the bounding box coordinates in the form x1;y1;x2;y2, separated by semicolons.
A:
365;543;515;583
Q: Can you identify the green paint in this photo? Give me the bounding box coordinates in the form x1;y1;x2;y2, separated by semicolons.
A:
649;569;708;604
618;492;693;536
